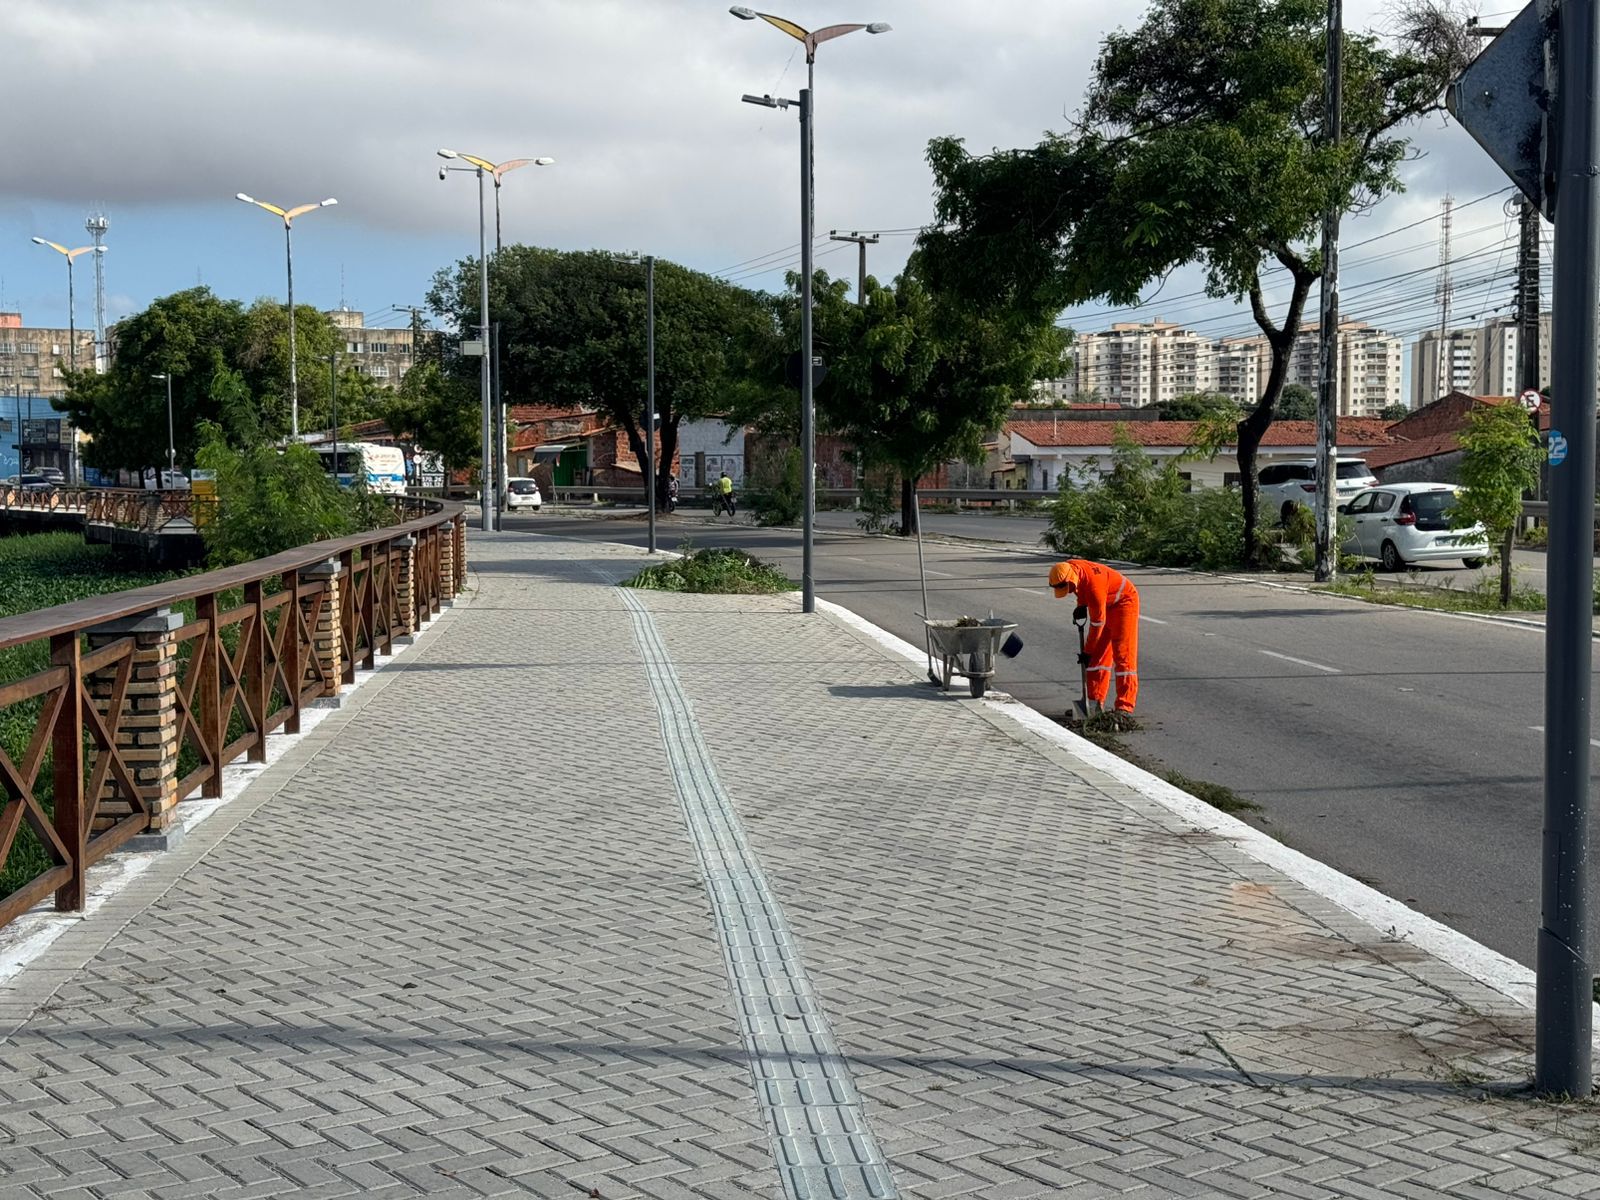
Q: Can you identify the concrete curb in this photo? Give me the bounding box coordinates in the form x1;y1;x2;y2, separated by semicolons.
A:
812;593;1600;1047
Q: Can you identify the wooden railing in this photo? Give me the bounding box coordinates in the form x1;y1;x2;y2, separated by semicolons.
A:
0;497;467;931
0;486;195;530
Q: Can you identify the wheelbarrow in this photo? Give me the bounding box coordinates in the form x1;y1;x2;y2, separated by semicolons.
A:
924;617;1018;698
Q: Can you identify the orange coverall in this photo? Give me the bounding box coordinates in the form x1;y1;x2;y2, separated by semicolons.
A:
1051;559;1140;712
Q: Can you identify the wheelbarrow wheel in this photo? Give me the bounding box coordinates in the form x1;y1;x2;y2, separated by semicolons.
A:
968;652;990;698
941;655;953;691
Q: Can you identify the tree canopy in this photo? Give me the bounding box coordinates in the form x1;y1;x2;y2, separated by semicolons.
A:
920;0;1471;564
1155;392;1243;421
57;287;364;472
428;247;771;501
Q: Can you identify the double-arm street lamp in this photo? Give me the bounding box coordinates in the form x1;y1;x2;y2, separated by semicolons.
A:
730;6;889;614
437;149;554;533
235;193;338;440
30;237;105;372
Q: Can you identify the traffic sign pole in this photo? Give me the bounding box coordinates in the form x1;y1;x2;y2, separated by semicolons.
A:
1541;0;1597;1097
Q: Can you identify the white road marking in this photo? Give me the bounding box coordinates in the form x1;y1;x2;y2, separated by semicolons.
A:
1259;649;1341;674
922;567;956;578
1140;615;1168;625
1529;725;1600;750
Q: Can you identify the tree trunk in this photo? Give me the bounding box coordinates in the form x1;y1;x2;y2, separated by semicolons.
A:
1500;525;1514;607
1239;271;1315;568
899;474;918;537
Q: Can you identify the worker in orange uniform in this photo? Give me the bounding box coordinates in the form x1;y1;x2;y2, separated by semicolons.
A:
1049;559;1140;713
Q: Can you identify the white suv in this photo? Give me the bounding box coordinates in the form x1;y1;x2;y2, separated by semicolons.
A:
1258;457;1377;523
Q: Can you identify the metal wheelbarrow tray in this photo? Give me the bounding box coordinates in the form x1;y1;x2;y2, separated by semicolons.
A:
924;617;1018;698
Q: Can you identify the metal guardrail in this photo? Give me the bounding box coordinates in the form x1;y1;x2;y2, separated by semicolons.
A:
547;485;1052;505
0;496;467;931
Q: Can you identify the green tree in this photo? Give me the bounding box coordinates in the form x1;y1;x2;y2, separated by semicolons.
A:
1379;402;1411;421
1275;384;1318;420
1453;401;1542;606
381;360;480;475
428;247;770;505
1154;392;1242;421
812;257;1067;533
193;423;372;566
920;0;1471;565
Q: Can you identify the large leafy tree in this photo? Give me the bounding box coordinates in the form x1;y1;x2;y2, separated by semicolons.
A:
380;360;481;473
920;0;1471;564
814;257;1067;533
58;287;348;472
428;247;770;504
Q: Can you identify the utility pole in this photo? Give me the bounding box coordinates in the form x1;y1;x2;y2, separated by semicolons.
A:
799;89;815;613
1516;197;1542;395
1435;195;1456;399
828;230;879;306
1313;0;1342;583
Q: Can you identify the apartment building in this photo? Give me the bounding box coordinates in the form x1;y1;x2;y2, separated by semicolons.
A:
327;308;433;386
1069;319;1217;405
0;312;95;479
1412;314;1554;407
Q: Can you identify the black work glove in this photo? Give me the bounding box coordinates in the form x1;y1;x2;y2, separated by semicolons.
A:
1076;652;1089;667
1073;605;1088;622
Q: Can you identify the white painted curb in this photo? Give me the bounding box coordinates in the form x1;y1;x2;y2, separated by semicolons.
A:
815;594;1600;1042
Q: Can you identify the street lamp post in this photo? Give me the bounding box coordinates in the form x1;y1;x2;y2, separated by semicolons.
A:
30;238;103;375
325;353;340;487
646;255;656;554
152;373;176;484
438;150;553;531
731;7;889;614
235;194;338;440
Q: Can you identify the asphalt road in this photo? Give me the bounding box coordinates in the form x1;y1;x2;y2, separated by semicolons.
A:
518;508;1595;969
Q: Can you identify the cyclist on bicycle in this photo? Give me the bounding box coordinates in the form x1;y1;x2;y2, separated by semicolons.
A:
715;470;735;516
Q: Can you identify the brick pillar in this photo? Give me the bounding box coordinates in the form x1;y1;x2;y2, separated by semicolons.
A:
85;608;182;841
454;516;467;596
393;536;418;640
302;559;343;700
439;525;457;607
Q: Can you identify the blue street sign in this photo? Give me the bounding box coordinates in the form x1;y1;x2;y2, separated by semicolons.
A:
1548;429;1569;466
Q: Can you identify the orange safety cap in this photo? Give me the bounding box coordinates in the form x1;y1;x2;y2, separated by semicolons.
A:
1048;561;1078;597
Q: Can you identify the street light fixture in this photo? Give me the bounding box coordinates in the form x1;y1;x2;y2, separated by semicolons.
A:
732;7;889;614
151;373;176;485
30;238;105;374
437;148;554;533
235;193;338;440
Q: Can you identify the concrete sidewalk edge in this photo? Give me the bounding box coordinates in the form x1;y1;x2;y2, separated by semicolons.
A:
812;593;1600;1048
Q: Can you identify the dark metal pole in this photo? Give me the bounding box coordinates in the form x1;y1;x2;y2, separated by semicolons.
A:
66;259;77;374
1313;0;1342;582
799;88;815;613
476;166;494;533
330;355;339;488
645;254;656;555
165;375;175;481
492;185;506;532
1538;0;1598;1097
285;221;299;439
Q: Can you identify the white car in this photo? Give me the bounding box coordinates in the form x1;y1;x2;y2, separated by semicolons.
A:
505;477;542;511
1339;482;1490;571
1259;457;1378;523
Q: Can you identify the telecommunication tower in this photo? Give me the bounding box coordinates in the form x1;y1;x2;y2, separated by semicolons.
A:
1434;195;1455;399
85;210;109;373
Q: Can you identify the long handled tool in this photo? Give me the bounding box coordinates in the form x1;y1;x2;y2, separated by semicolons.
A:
912;487;940;684
1071;608;1102;724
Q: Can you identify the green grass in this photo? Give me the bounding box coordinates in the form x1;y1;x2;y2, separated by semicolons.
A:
1067;722;1262;816
0;534;194;903
620;545;795;594
1318;574;1547;615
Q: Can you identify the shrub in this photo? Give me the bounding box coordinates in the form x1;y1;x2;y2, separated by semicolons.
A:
749;447;804;527
195;423;391;566
620;545;795;594
1042;434;1244;570
856;475;897;533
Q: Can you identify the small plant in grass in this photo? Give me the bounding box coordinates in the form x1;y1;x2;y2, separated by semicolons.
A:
856;476;897;534
620;544;795;594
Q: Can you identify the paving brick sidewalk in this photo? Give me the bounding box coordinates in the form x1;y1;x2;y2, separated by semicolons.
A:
1;531;1597;1199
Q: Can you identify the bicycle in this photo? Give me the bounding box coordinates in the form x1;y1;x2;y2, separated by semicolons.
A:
712;492;738;519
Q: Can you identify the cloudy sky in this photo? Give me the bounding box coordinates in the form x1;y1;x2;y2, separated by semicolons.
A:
0;0;1532;379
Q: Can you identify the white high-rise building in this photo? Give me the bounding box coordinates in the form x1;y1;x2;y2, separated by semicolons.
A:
1282;321;1405;416
1072;319;1216;405
1411;314;1553;407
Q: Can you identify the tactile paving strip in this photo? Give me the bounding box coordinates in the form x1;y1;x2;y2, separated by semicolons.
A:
619;589;898;1200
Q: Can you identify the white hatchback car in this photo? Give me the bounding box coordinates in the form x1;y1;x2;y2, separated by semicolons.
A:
1339;482;1490;571
505;477;542;511
1259;457;1379;523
